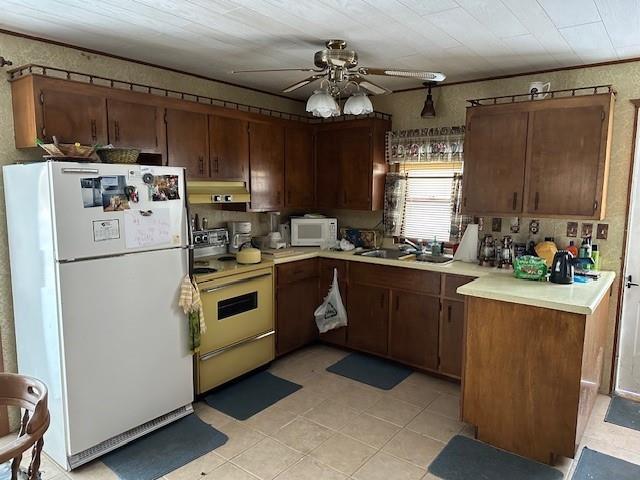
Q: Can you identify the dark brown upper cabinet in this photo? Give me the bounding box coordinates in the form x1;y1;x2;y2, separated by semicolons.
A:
462;93;614;220
107;99;163;153
523;97;613;218
462;110;528;215
284;125;315;209
315;118;390;211
39;88;108;145
166;108;209;179
209;115;249;181
249;121;285;212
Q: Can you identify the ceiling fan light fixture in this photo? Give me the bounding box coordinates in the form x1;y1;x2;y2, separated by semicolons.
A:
306;89;340;118
344;91;373;116
421;82;436;118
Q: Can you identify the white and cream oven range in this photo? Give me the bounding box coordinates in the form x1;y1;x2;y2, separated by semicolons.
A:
194;265;275;394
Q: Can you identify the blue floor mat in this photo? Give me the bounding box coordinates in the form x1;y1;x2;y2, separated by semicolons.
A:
326;352;412;390
102;414;227;480
428;435;563;480
204;371;302;420
572;447;640;479
605;395;640;432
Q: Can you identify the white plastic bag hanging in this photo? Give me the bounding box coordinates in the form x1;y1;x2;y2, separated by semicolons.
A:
314;268;348;333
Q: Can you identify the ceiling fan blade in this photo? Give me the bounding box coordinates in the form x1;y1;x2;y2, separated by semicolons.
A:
282;76;322;93
358;67;446;82
351;75;391;95
232;67;324;74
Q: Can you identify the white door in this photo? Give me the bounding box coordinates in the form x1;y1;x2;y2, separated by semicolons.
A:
50;162;187;261
617;126;640;397
58;248;193;454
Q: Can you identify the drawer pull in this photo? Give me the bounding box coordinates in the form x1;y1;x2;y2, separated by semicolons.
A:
447;305;452;323
202;272;271;293
199;330;274;361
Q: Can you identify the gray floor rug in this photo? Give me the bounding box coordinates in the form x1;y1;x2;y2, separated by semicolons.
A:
572;447;640;479
204;371;302;420
428;435;563;480
326;352;412;390
605;395;640;432
102;414;228;480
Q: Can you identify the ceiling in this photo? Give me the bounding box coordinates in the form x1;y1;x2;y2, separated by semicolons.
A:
1;0;639;99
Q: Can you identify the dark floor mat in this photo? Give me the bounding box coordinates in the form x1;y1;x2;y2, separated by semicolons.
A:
326;352;412;390
428;435;563;480
204;371;301;420
572;447;640;479
605;395;640;432
102;414;227;480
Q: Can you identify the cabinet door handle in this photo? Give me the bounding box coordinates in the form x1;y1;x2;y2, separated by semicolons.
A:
90;119;97;141
447;305;452;323
380;292;385;309
114;120;120;142
512;192;517;210
287;190;291;205
276;191;281;204
198;156;204;174
395;295;400;311
214;157;219;173
534;192;540;210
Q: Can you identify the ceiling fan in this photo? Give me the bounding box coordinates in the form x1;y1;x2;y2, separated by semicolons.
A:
233;39;446;117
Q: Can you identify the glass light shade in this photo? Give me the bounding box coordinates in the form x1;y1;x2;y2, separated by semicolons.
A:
343;92;374;115
421;84;436;118
306;90;340;118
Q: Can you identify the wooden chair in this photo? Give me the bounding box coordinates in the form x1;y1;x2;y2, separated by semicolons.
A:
0;374;49;480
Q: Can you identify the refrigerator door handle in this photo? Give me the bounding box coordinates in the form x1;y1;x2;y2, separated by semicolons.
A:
61;167;100;174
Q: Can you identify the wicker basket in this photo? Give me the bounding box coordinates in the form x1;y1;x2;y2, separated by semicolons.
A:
96;148;140;164
38;142;95;158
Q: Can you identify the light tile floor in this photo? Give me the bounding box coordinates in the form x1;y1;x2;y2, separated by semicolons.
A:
13;344;640;479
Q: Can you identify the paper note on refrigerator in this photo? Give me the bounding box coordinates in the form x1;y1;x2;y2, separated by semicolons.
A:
123;209;171;248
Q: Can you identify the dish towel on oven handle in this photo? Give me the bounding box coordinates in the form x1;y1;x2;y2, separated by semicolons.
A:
314;268;348;333
179;275;206;352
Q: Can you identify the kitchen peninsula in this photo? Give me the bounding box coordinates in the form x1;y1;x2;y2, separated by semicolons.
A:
269;247;615;464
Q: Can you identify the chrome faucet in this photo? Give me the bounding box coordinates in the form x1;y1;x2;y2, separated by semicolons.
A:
400;238;427;254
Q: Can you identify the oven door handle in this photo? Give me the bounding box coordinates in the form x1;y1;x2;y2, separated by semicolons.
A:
201;272;271;294
199;330;275;361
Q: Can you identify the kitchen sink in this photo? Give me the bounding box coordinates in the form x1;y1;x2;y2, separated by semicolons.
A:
355;248;415;260
414;254;454;264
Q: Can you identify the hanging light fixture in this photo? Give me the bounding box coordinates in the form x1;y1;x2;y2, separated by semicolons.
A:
421;82;436;118
306;80;340;118
344;90;373;115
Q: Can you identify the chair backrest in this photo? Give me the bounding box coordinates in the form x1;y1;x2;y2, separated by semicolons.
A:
0;373;48;435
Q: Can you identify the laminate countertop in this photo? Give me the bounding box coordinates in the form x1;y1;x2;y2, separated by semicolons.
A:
266;247;616;315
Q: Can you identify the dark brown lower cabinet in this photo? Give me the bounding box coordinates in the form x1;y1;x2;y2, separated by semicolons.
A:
347;283;389;356
439;300;465;377
275;259;319;356
389;290;440;370
318;259;348;346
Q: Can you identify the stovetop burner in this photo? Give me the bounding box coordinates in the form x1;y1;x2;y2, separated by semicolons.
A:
216;255;236;262
193;267;217;274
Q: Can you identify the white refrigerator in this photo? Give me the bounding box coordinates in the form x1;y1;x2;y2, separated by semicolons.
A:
3;161;194;470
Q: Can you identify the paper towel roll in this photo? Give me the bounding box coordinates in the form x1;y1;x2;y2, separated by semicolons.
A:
453;224;479;263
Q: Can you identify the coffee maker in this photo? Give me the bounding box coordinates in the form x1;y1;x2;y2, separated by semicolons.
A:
228;221;252;253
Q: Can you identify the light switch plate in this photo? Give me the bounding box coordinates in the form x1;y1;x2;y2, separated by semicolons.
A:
596;223;608;240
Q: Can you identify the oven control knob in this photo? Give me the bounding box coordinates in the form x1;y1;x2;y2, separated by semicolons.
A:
194;235;202;244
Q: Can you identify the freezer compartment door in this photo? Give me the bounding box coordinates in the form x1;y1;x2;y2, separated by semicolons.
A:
58;248;193;455
50;162;187;261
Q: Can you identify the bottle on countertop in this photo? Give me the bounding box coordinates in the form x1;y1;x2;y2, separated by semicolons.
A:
579;236;592;259
201;217;208;230
591;244;600;270
566;241;578;258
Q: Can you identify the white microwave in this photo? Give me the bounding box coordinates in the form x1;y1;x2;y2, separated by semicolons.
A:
290;217;338;248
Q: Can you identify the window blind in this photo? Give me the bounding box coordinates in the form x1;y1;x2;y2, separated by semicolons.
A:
400;163;463;242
